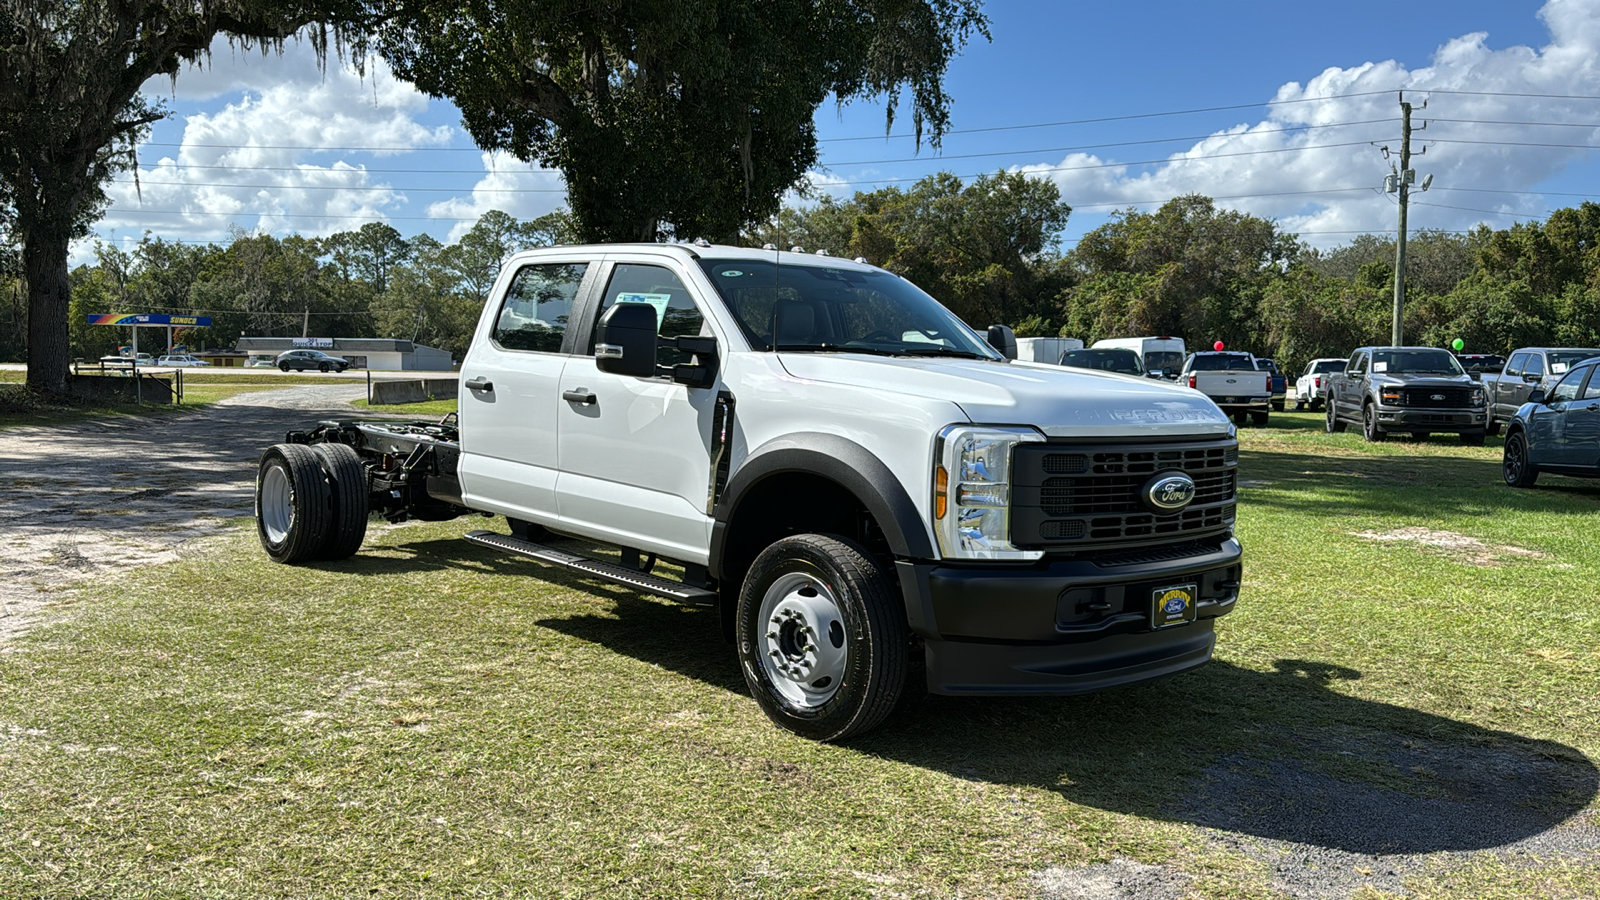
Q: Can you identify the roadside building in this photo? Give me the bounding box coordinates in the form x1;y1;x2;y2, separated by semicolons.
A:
236;337;455;371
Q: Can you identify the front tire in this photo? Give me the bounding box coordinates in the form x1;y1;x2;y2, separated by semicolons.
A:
1362;403;1386;442
1486;416;1502;437
1503;431;1539;487
1326;400;1346;433
1459;431;1485;447
737;534;907;742
256;444;332;564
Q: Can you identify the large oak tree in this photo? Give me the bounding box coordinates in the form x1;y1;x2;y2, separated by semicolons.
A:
375;0;988;244
0;1;361;393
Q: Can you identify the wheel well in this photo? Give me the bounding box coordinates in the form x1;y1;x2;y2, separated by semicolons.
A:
717;472;892;595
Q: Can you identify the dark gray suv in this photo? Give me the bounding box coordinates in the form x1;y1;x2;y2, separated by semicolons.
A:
275;349;350;372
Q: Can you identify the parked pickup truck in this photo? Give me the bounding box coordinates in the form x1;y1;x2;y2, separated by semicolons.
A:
1255;358;1287;411
254;243;1244;741
1324;346;1486;444
1480;347;1600;436
1181;351;1271;426
1294;358;1346;411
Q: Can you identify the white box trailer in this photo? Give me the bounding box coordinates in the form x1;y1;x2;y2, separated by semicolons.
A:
1014;337;1085;364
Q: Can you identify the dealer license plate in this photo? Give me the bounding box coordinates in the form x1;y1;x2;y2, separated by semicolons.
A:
1151;583;1198;629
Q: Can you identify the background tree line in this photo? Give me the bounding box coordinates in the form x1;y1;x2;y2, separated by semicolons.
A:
4;178;1599;374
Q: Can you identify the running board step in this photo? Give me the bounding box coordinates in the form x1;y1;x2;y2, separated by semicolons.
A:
464;530;718;606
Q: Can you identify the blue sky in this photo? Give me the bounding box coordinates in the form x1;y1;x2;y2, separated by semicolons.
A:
87;0;1600;263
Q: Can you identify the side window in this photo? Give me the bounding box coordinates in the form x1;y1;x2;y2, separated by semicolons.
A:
1348;352;1366;376
1581;368;1600;401
1525;354;1545;378
1505;352;1528;376
1549;366;1585;403
593;264;708;367
492;262;588;353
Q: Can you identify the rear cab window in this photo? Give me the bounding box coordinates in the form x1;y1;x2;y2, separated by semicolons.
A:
492;262;589;353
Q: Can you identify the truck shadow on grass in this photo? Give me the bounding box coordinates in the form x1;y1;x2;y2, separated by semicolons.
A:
540;594;1597;856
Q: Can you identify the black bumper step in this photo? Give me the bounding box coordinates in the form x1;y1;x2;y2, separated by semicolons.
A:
463;530;718;606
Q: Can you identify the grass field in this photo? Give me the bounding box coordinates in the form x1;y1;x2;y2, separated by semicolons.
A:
0;411;1596;898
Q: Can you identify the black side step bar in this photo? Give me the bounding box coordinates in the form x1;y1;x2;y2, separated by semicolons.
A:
464;530;718;606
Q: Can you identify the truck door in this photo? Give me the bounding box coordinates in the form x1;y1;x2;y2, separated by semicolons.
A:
1498;353;1529;418
1338;351;1367;420
457;259;593;526
555;259;725;564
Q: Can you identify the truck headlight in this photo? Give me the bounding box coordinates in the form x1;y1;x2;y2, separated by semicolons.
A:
933;425;1045;561
1471;387;1485;406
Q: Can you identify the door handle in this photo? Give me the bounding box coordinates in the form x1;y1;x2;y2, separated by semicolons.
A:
464;376;493;392
563;389;597;406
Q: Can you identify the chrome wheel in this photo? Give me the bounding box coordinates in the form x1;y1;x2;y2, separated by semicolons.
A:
258;462;294;544
757;572;849;708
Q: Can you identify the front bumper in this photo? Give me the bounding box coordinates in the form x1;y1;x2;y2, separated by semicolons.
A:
895;537;1242;695
1373;406;1485;431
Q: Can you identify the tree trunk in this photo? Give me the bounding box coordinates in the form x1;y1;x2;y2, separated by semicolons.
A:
23;228;72;395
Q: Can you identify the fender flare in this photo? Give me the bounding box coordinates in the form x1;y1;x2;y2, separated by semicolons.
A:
708;433;934;582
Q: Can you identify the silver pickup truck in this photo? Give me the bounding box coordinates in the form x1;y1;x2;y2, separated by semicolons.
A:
1481;347;1600;436
1181;351;1271;426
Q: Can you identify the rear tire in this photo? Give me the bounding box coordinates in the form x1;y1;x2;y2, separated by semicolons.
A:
319;362;330;372
279;362;290;372
1233;411;1248;426
1503;431;1539;487
1252;411;1269;426
256;444;332;564
737;534;907;742
311;443;369;560
1311;399;1324;411
1459;431;1485;447
1272;401;1285;412
1362;403;1386;442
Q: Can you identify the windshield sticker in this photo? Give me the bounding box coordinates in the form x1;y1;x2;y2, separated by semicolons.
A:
1552;362;1568;374
616;292;672;328
1373;361;1389;373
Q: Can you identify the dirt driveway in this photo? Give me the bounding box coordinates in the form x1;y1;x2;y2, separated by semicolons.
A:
0;385;378;643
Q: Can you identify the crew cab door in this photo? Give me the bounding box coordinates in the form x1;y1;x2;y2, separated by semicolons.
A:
457;259;595;526
1337;351;1368;420
554;257;726;564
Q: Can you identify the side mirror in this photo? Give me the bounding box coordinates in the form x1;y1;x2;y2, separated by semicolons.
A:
986;324;1018;360
1528;388;1547;405
595;303;659;378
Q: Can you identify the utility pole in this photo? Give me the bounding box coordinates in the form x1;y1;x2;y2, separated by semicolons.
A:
1385;94;1432;346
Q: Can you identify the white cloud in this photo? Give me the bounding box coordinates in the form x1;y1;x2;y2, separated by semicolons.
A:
425;152;568;242
80;33;456;263
1009;0;1600;248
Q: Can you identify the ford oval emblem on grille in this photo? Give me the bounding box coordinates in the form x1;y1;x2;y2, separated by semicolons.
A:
1431;393;1445;401
1142;472;1196;514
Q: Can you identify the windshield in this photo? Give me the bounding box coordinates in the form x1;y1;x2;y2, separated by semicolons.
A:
1145;350;1184;373
1059;348;1143;374
698;259;1000;359
1188;353;1257;371
1548;350;1600;374
1370;349;1464;375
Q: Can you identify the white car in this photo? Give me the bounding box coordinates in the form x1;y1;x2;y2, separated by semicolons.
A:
1294;358;1346;410
157;355;212;367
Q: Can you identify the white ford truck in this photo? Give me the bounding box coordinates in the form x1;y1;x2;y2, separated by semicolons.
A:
255;243;1243;741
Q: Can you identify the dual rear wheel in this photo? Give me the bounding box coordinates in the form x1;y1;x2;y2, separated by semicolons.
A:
256;443;369;563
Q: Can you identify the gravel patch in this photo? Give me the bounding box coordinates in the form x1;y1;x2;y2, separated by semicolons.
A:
1350;526;1547;567
0;385;381;643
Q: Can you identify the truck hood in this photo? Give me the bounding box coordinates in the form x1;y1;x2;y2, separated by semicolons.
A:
777;354;1232;438
1369;373;1476;387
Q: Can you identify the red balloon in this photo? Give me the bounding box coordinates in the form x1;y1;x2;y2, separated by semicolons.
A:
1213;340;1225;351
